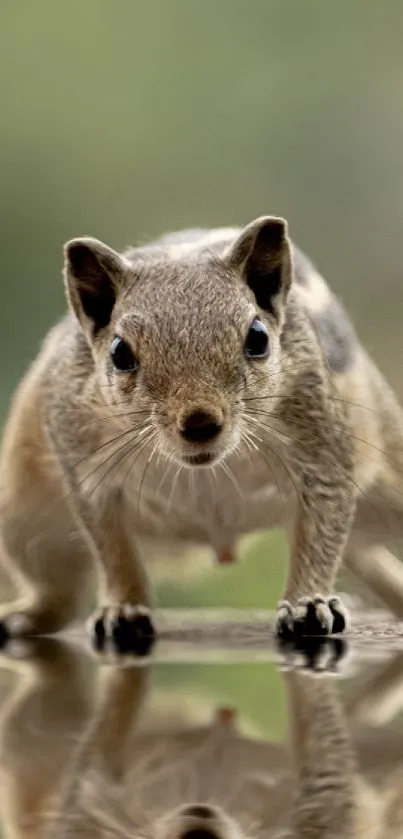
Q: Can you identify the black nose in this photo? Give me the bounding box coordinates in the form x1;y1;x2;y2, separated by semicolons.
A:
181;831;218;839
182;805;214;820
180;410;223;443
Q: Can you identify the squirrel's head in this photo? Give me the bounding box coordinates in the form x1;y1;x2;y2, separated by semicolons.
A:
64;217;292;469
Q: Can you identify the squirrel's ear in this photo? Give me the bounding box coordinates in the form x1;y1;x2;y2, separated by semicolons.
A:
227;216;292;318
64;237;128;336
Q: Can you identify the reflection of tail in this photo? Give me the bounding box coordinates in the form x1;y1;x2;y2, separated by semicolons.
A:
0;639;93;839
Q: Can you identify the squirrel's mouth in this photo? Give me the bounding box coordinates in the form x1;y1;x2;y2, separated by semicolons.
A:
181;451;217;467
163;427;240;469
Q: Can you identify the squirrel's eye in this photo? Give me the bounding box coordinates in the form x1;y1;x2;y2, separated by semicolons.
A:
244;318;269;359
110;336;138;372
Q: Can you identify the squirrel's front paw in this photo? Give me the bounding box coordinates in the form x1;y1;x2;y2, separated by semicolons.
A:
275;595;347;639
87;604;156;656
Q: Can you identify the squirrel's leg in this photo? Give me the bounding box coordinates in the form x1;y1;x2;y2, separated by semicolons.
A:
0;470;152;645
276;444;356;638
0;640;93;839
90;493;153;647
79;490;155;650
283;667;358;838
0;483;94;637
50;663;150;836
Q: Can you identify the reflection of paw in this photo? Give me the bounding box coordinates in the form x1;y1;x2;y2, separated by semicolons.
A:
0;626;35;661
0;611;34;646
0;621;8;650
277;634;348;673
276;596;347;640
0;635;58;664
88;604;156;657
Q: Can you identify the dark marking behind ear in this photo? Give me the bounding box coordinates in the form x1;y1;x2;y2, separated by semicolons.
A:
292;246;313;288
311;298;357;373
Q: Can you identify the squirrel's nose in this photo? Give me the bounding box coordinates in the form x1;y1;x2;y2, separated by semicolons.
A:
181;806;215;820
175;804;221;839
180;409;223;443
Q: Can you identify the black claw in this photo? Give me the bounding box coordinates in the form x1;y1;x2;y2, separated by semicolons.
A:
299;636;326;667
329;601;346;634
131;613;156;656
133;613;155;642
112;613;155;656
277;635;348;671
277;622;294;642
92;610;156;657
111;615;131;651
293;603;325;638
329;638;347;667
132;630;155;657
292;618;306;639
276;597;347;641
0;620;8;650
93;616;106;652
275;634;294;654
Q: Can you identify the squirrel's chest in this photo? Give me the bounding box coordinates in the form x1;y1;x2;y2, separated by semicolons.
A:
120;446;294;548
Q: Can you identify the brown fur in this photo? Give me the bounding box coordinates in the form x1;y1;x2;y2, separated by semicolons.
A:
1;639;403;838
1;216;403;638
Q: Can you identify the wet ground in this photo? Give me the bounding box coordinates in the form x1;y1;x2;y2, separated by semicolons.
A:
0;610;403;838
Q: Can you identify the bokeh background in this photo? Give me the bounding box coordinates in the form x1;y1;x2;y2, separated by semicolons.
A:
1;9;403;837
1;1;403;611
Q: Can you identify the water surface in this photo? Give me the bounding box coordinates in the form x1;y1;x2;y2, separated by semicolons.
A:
0;613;402;838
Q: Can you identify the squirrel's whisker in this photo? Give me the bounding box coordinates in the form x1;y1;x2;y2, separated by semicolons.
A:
246;405;403;520
136;437;161;517
69;420;151;475
247;415;389;536
85;427;156;502
221;459;243;499
165;464;184;517
241;421;291;513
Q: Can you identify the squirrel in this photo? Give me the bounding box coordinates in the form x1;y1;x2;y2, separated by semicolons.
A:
1;214;403;643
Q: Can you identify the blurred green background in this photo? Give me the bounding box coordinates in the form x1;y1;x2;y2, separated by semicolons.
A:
1;7;403;836
1;1;403;609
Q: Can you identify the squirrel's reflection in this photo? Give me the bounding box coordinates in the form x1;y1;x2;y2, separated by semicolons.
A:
0;639;402;838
